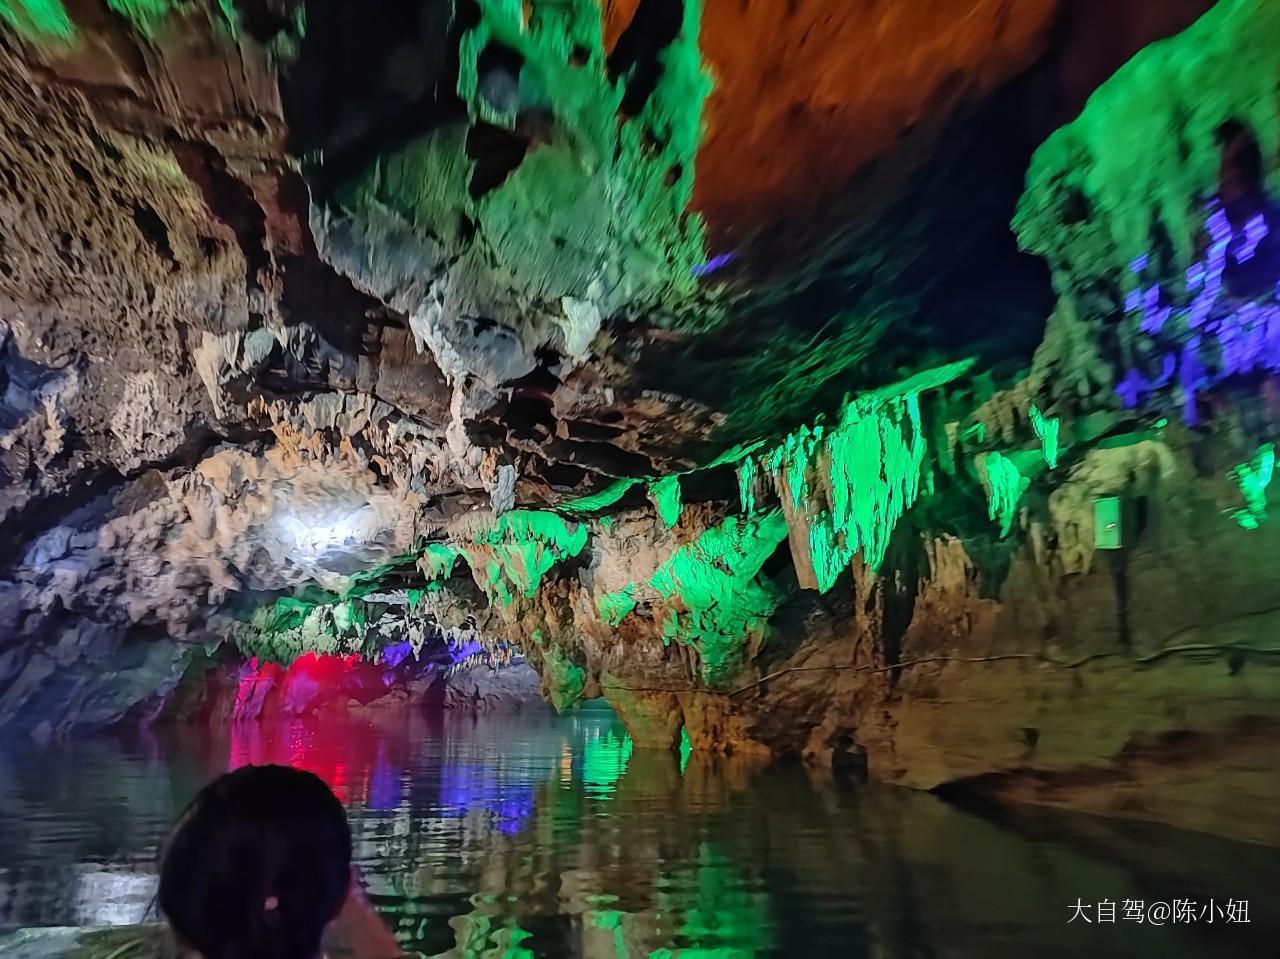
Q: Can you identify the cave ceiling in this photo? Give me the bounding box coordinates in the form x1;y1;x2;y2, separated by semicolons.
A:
0;0;1210;524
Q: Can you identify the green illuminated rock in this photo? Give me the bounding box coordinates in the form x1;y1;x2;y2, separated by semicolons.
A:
648;475;683;528
541;644;587;712
1231;442;1275;529
105;0;176;36
737;458;758;515
1;0;239;42
596;585;638;627
464;510;589;602
0;0;73;40
705;440;769;470
561;478;640;514
1016;0;1280;294
1029;404;1061;469
419;543;464;581
233;595;356;664
755;363;969;590
981;451;1029;538
649;511;789;686
319;0;710;374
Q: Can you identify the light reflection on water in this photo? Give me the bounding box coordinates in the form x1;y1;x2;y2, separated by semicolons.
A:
1;703;1279;958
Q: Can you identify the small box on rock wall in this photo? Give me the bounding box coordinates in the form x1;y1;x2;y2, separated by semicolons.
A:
1094;497;1124;549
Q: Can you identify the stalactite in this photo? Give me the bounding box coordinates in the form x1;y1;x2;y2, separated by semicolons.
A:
454;0;709;302
540;645;587;712
462;510;590;604
231;594;373;664
561;477;640;513
753;362;970;592
981;451;1028;538
648;475;684;528
648;510;789;685
737;457;758;514
418;543;463;582
1029;404;1060;469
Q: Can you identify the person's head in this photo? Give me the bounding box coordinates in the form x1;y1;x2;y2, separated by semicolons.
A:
159;765;352;959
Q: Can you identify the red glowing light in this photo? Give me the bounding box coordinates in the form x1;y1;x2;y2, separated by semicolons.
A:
226;652;416;806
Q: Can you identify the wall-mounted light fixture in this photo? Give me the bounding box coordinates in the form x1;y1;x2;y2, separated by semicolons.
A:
1094;496;1124;550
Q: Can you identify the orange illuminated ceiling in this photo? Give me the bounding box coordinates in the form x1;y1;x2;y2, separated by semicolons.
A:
603;0;1057;242
599;0;1209;246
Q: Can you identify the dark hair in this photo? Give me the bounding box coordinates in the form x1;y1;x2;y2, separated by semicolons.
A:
159;765;352;959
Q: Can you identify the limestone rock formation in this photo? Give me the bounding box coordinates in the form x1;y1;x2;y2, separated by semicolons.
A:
5;0;1280;843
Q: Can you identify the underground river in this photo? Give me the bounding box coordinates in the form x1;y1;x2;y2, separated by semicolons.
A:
1;703;1276;958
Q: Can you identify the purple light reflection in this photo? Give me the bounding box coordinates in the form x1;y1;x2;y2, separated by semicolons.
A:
438;763;537;835
368;741;401;811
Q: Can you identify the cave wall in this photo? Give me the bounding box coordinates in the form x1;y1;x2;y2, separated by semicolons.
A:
715;427;1280;847
668;0;1280;844
386;0;1280;845
417;413;1280;845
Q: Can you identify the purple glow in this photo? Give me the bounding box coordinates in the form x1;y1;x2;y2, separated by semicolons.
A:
1139;286;1167;333
1130;254;1149;273
1179;338;1206;425
438;763;536;834
1116;368;1147;409
1116;355;1175;409
1140;305;1171;336
1207;206;1232;242
1217;302;1280;375
1237;213;1269;263
380;641;414;667
1120;201;1280;418
368;743;401;811
448;638;483;663
692;251;736;277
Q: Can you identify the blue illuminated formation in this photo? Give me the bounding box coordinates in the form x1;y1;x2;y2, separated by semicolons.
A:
379;641;414;667
1119;201;1280;422
692;251;736;277
1238;213;1269;262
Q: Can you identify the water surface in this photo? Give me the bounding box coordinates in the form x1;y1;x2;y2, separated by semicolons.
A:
1;704;1276;957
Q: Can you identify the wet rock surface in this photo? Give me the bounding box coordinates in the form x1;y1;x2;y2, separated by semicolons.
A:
1;0;1278;843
